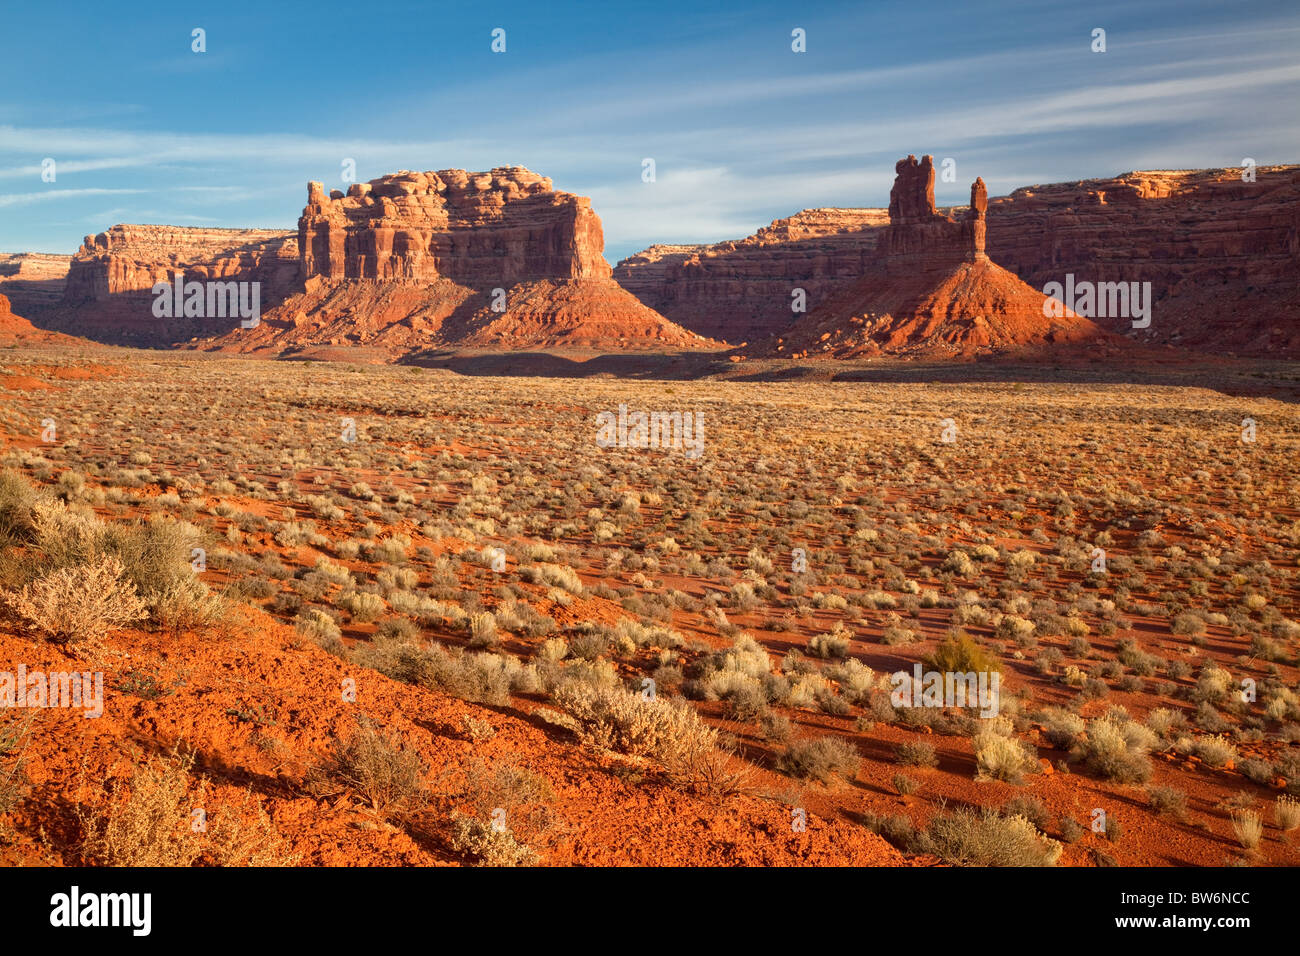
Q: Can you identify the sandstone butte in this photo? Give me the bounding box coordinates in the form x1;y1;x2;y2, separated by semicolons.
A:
613;164;1300;357
23;168;714;354
756;155;1108;359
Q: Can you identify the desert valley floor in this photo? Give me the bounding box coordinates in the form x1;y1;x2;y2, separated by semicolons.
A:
1;347;1298;866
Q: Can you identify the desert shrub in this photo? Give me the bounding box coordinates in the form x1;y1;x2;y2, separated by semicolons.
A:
828;657;876;704
892;773;921;796
79;748;294;866
375;616;419;642
1080;716;1156;783
1231;809;1263;850
1274;795;1300;832
0;714;34;819
923;632;1000;675
1039;707;1086;748
448;816;538;866
0;468;38;545
1195;664;1233;702
776;735;860;783
338;590;385;622
1001;794;1051;832
554;681;717;769
2;555;147;645
100;517;207;611
1239;758;1275;786
1060;817;1085;843
807;622;851;659
1146;707;1186;739
521;562;584;594
881;622;915;646
923;808;1061;866
295;608;343;653
895;740;938;768
320;715;426;815
943;550;975;576
974;724;1038;784
1147;785;1188;820
356;639;514;705
1193;735;1237;768
760;712;793;743
468;611;498;648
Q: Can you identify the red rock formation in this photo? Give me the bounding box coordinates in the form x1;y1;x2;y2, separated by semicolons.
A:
616;164;1300;356
299;168;611;283
612;209;889;343
0;292;84;347
0;253;72;317
50;226;298;345
218;168;712;354
763;156;1107;358
981;167;1300;355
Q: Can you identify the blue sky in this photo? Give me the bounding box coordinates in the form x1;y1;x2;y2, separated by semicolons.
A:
1;0;1297;263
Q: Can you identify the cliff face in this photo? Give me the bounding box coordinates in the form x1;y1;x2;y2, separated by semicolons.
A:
981;167;1300;353
764;156;1107;359
213;169;712;354
612;209;889;344
0;253;73;317
616;165;1300;355
51;226;298;345
299;167;610;283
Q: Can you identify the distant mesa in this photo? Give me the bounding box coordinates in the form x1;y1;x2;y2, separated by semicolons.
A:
756;155;1108;358
39;226;298;346
616;162;1300;357
2;158;1296;358
227;166;712;353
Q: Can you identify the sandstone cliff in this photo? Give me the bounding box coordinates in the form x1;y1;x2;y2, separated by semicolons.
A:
50;226;298;345
218;168;711;354
764;156;1107;358
612;209;888;343
981;167;1300;354
0;253;72;317
616;164;1300;356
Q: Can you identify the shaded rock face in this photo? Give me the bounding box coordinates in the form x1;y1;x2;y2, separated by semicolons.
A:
299;167;611;283
982;167;1300;354
615;164;1299;356
0;253;72;316
761;156;1107;359
49;226;298;345
0;291;81;346
611;208;890;343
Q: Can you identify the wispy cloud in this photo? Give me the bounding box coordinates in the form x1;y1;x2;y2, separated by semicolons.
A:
0;188;145;208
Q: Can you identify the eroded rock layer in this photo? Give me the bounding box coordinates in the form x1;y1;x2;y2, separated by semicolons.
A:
764;156;1107;358
616;165;1300;355
51;226;299;345
0;253;73;317
613;209;889;344
235;168;711;352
